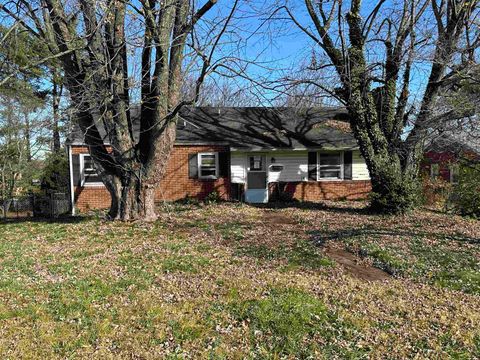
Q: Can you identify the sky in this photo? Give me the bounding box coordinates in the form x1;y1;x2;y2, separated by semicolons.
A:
194;0;443;107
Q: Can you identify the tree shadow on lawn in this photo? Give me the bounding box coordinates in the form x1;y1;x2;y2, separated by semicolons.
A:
0;215;90;225
251;200;371;216
308;224;480;246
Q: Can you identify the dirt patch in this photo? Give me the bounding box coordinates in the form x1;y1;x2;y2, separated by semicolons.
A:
261;210;390;281
262;211;298;225
324;247;391;281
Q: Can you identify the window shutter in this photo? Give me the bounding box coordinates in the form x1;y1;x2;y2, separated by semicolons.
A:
188;153;198;178
343;151;353;180
218;151;229;178
72;154;81;186
308;152;317;181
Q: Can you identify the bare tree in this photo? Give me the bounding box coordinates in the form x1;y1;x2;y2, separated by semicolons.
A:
1;0;240;220
50;67;63;152
273;0;479;213
182;76;259;106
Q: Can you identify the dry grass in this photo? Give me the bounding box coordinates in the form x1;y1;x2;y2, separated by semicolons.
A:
0;201;479;359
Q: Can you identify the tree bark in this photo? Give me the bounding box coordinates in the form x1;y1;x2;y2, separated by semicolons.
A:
52;72;62;152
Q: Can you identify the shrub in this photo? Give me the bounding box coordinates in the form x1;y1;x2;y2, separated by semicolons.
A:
449;164;480;218
204;190;222;204
41;152;69;192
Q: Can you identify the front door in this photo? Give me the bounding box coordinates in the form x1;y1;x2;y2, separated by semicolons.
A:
245;154;268;203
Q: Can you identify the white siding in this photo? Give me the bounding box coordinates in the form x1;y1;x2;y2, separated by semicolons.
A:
267;152;308;182
352;150;370;180
230;149;370;184
231;152;246;183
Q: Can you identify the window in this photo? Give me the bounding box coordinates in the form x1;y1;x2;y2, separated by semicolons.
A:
80;154;103;186
249;155;264;171
319;152;342;179
430;163;440;179
449;164;459;184
198;152;218;179
83;156;97;176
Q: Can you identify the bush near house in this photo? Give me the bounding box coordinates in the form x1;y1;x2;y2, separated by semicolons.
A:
40;152;70;192
450;164;480;218
422;176;453;207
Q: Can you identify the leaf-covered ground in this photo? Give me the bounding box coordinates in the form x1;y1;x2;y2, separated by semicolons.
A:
0;201;479;359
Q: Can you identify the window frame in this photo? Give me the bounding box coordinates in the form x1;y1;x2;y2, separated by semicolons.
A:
79;153;103;187
197;152;219;180
430;163;440;180
317;151;344;181
248;154;267;172
449;164;459;184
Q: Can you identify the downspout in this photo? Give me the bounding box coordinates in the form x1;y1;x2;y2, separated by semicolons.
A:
68;145;76;216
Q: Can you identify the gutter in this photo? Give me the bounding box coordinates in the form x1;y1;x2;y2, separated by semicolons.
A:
229;146;360;152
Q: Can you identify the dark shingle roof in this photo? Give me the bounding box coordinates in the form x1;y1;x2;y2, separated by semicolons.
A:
66;106;359;150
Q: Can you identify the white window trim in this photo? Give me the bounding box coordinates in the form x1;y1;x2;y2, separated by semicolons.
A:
79;153;104;187
198;152;219;180
317;151;344;181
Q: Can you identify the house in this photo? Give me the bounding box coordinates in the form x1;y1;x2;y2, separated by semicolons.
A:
423;129;480;183
66;107;372;212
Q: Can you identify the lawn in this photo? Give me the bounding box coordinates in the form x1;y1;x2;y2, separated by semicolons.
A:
0;201;479;359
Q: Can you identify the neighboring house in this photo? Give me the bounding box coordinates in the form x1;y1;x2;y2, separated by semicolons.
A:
66;107;372;212
423;130;480;183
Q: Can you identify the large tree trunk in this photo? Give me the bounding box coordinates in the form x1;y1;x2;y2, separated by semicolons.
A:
30;0;221;221
105;165;167;222
102;121;177;221
349;111;422;213
106;175;158;221
367;156;421;213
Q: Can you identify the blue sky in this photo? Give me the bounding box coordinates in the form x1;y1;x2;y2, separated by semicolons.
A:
198;0;436;106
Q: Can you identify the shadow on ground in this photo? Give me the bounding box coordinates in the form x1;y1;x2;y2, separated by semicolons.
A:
250;200;372;215
0;215;90;225
308;224;480;246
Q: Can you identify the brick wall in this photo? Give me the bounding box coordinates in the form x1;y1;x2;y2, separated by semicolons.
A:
269;180;371;201
74;185;111;211
155;145;230;202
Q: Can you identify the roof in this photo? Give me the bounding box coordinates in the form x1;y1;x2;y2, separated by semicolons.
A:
425;120;480;155
66;106;359;150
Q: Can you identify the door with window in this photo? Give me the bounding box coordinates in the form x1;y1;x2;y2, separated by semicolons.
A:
245;154;268;203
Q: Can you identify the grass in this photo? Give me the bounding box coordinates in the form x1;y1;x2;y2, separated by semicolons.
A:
226;287;366;358
235;241;334;270
338;227;480;294
0;202;479;358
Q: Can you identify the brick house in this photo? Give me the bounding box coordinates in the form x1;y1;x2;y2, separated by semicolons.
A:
423;132;480;183
67;107;372;213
